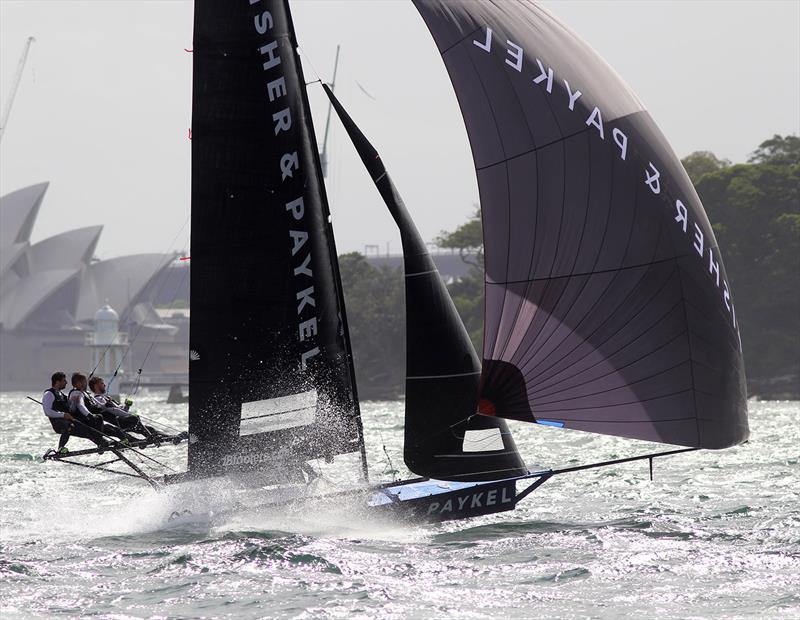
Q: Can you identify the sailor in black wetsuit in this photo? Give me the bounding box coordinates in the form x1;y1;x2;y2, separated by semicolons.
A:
67;372;133;445
42;371;110;453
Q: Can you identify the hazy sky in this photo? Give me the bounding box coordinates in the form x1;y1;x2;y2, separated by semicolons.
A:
1;1;798;261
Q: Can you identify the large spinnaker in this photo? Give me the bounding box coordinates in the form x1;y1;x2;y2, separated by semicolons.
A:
188;0;363;476
323;85;527;482
414;0;748;448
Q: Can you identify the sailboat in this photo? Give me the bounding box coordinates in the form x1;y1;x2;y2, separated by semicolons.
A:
45;0;749;523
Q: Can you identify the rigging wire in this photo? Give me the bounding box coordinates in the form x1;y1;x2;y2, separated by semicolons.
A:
48;457;148;480
91;219;190;380
110;263;189;387
377;430;398;481
126;444;177;473
121;259;191;399
296;45;325;84
91;214;191;381
104;223;191;394
136;414;183;435
54;414;177;473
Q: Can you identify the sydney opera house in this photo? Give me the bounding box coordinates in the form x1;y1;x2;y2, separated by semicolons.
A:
0;183;189;392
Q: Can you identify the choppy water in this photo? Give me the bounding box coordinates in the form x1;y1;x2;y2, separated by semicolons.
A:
1;393;798;619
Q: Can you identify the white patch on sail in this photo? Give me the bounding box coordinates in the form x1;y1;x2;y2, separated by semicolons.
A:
239;389;317;436
462;428;504;452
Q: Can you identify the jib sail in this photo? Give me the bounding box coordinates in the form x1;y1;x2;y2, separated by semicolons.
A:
188;0;364;476
413;0;748;448
323;85;527;482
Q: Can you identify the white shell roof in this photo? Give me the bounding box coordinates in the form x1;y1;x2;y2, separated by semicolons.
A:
75;254;175;323
0;242;27;280
0;268;79;330
28;226;102;273
0;182;48;248
1;184;174;331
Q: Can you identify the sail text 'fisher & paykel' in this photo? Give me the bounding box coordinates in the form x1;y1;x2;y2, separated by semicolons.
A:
252;1;320;370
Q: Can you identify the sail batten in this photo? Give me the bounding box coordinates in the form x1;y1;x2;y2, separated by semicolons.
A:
414;0;748;449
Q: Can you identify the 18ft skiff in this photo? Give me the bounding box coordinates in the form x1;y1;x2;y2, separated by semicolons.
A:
45;0;748;523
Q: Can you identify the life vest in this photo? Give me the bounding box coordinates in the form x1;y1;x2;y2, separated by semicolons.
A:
68;388;105;416
46;388;70;413
83;391;108;415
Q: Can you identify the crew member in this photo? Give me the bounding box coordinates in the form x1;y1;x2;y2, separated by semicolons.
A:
68;372;133;444
88;376;162;439
43;372;109;453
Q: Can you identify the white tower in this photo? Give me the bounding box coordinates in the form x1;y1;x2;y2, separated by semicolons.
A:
86;303;129;380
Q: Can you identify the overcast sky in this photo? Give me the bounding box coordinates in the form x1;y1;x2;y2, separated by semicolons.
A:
1;1;798;260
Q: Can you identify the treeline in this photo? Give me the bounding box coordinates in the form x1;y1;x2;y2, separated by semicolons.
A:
338;253;405;399
683;136;799;397
340;135;799;399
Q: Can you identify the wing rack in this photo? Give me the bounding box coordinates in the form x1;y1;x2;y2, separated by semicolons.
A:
42;433;189;490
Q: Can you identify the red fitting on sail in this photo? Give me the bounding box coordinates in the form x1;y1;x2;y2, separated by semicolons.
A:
478;398;496;416
179;256;191;261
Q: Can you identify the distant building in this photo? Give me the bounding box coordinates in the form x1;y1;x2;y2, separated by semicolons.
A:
86;303;128;383
0;183;188;391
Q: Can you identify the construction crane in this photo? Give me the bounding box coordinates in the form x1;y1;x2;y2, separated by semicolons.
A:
0;36;36;145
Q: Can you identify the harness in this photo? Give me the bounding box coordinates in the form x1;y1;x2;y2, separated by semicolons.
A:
46;388;70;413
68;388;105;416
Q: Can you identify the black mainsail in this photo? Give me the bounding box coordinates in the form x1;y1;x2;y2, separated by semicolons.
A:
323;85;527;482
413;0;748;449
188;0;364;477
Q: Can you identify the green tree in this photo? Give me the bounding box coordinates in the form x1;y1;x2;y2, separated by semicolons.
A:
748;134;800;166
435;207;483;268
437;208;485;354
692;136;799;392
338;252;405;398
681;150;730;185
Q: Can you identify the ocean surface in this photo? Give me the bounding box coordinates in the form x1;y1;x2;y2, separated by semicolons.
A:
1;392;798;619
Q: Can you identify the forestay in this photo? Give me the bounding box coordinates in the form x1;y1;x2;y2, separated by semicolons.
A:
414;0;748;448
188;0;363;476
